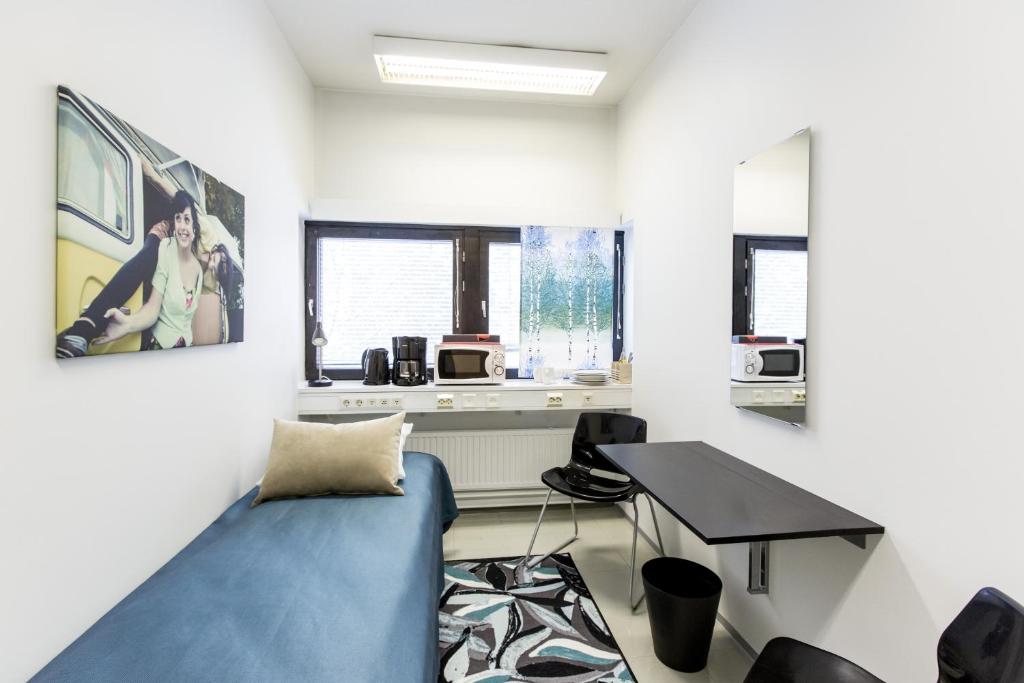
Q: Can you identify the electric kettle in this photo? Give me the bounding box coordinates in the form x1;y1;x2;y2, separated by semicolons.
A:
361;348;391;385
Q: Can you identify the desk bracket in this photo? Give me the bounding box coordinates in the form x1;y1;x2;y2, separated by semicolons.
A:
842;534;867;549
747;541;770;594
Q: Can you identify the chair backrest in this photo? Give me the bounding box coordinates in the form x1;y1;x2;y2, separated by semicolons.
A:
937;587;1024;683
570;412;647;474
743;637;884;683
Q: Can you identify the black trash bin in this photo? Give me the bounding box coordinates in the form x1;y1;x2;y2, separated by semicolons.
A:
642;557;723;672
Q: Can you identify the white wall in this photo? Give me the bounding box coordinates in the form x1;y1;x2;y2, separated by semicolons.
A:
313;90;619;227
618;1;1024;680
0;2;313;680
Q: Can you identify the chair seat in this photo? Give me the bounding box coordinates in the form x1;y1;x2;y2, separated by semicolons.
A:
541;466;640;503
743;637;884;683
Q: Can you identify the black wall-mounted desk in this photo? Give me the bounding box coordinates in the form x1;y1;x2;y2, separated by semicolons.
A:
597;441;884;594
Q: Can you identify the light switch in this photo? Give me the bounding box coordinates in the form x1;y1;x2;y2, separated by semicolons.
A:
463;393;478;408
752;390;765;404
486;394;500;408
771;390;785;403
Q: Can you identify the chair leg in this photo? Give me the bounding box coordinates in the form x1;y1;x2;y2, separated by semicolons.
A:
645;492;667;557
629;495;645;611
513;490;579;585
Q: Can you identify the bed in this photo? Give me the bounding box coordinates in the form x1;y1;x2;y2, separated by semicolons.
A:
33;451;459;682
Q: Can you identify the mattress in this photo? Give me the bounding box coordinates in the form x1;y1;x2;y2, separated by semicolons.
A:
33;451;459;682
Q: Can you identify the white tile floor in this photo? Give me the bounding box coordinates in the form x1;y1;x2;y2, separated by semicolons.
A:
443;504;754;683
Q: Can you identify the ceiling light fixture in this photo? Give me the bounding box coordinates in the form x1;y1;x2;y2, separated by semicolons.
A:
373;36;608;97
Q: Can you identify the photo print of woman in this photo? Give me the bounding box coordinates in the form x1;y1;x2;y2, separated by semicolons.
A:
55;85;244;359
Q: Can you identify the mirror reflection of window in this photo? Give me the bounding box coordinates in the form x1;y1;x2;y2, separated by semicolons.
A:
752;248;806;339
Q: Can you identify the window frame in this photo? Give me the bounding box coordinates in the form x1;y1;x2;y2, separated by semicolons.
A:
305;221;625;382
731;234;808;337
305;221;517;381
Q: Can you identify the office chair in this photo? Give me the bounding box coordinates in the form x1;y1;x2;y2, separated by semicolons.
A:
742;637;884;683
512;412;665;610
937;586;1024;682
744;586;1024;683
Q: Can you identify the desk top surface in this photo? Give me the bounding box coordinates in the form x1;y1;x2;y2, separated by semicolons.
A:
597;441;884;545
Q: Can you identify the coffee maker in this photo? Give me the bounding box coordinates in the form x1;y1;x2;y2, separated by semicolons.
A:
392;336;428;386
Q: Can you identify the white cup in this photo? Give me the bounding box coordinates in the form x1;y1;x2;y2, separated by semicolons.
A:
536;367;557;384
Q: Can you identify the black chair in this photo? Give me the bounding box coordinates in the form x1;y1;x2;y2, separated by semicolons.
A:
744;586;1024;683
937;587;1024;683
742;637;883;683
513;412;665;610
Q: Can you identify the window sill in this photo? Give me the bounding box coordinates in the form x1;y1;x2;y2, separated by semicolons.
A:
297;379;632;414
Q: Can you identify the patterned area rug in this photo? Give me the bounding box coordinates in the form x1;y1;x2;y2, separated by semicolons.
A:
439;554;635;683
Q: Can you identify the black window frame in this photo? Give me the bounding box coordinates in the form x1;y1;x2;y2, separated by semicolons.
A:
732;234;808;337
305;221;625;382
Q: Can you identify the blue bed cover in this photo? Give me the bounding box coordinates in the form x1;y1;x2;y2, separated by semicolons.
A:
33;451;459;682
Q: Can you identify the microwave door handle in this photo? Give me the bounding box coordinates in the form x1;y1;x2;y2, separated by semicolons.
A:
481;300;487;319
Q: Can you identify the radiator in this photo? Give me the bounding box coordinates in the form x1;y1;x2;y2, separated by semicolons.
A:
406;428;573;508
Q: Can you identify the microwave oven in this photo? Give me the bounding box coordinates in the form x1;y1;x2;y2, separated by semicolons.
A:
731;342;804;382
434;343;506;385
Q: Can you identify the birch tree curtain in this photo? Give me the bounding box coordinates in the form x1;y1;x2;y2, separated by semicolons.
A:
520;226;615;379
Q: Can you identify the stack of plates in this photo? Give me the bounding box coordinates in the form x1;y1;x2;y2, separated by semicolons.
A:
571;369;611;386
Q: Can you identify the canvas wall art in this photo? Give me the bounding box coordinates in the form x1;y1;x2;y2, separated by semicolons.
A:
520;226;615;378
55;86;244;359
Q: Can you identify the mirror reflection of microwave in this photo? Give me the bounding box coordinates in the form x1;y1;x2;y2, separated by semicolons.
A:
731;342;804;382
434;343;506;385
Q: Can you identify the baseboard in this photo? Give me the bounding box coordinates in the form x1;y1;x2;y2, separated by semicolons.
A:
618;505;758;662
715;613;758;661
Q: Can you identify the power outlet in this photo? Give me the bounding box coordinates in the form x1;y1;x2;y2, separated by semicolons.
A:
546;392;564;408
436;393;455;409
582;392;594;406
792;389;806;402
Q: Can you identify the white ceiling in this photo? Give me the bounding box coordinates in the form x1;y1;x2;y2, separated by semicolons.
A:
265;0;699;106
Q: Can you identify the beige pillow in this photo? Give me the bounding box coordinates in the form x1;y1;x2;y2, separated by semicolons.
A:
253;413;406;506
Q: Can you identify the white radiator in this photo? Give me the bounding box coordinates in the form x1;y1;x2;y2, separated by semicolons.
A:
406;428;573;508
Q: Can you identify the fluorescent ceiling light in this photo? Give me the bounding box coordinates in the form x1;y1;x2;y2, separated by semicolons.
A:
373;36;607;97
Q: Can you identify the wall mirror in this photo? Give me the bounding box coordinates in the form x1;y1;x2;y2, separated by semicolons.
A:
730;128;810;425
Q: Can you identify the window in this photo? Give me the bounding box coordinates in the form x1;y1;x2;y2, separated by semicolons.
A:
57;97;131;239
305;223;522;381
481;233;521;371
732;235;808;338
319;237;454;368
306;222;624;382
